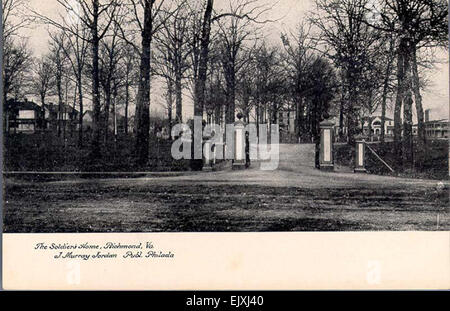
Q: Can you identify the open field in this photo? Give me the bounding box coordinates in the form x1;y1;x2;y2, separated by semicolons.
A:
4;144;449;232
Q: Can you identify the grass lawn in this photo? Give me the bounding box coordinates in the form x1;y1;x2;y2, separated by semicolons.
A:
335;139;449;180
3;132;189;172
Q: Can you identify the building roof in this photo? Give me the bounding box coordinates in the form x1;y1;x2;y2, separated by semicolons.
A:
425;119;448;123
414;119;449;126
5;99;41;111
44;103;78;114
362;115;394;123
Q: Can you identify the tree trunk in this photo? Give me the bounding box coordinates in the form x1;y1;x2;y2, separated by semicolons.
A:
78;75;84;148
312;101;320;168
411;46;426;149
225;69;236;124
57;72;63;138
124;76;129;135
91;0;102;160
380;38;394;144
346;73;358;145
194;0;213;118
380;81;388;143
339;94;344;142
191;0;213;170
113;86;118;144
346;94;357;145
167;78;174;131
402;42;414;169
296;95;304;142
175;69;183;123
104;89;111;145
3;85;8;134
256;102;260;138
40;94;46;130
135;0;153;165
393;39;406;159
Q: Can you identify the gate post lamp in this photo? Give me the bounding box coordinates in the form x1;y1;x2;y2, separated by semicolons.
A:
354;135;367;173
319;119;335;171
233;113;246;170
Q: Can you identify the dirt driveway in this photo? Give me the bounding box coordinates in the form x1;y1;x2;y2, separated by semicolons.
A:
3;144;449;232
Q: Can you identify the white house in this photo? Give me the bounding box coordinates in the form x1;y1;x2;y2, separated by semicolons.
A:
361;116;395;137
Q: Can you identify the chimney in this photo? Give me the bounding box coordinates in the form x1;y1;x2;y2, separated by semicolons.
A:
425;109;430;122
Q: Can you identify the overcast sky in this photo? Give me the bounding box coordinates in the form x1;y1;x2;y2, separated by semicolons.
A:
24;0;449;121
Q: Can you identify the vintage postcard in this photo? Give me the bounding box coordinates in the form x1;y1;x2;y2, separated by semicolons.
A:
1;0;449;290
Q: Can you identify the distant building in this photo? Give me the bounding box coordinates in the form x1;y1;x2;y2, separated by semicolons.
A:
423;119;448;139
43;103;79;132
4;99;45;133
361;116;395;137
83;110;132;134
82;110;93;131
413;109;448;139
4;99;81;134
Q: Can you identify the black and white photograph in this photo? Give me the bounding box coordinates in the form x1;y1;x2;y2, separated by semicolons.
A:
2;0;449;235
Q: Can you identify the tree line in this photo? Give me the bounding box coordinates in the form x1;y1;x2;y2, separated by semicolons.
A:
2;0;448;169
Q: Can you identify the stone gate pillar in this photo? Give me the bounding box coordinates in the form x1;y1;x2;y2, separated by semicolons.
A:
354;135;367;173
233;114;246;170
202;132;213;171
319;119;335;171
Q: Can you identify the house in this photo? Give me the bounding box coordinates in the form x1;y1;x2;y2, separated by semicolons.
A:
422;119;448;139
413;110;448;139
82;110;93;131
361;116;395;137
82;110;133;134
4;99;45;133
43;103;79;132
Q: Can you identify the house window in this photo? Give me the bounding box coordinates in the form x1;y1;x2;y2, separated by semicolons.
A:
18;123;34;132
18;110;35;119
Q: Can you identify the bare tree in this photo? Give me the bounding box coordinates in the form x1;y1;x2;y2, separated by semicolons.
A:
153;1;192;124
33;0;120;158
379;35;396;143
216;2;259;124
2;37;32;106
369;0;448;166
2;0;31;40
119;44;138;135
306;56;337;167
99;20;124;145
48;32;70;137
192;0;275;121
310;0;383;145
204;51;227;125
281;22;317;141
252;43;284;134
192;0;214;120
236;61;254;123
2;0;32;107
116;0;179;165
48;22;90;147
31;54;55;111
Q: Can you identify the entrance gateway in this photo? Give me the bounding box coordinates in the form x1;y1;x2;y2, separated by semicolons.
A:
199;116;367;173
